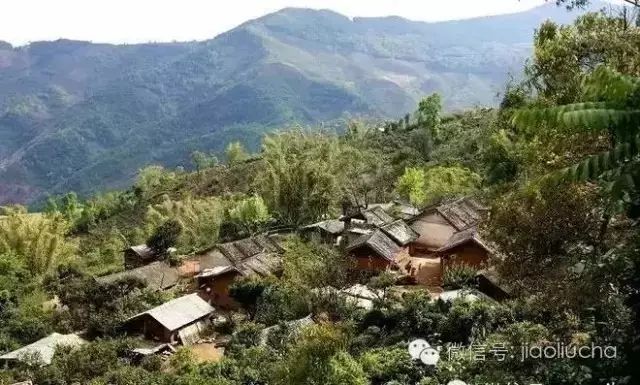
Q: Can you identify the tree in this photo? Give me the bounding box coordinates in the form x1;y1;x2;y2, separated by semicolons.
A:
145;196;224;251
421;166;481;204
0;206;76;275
226;141;250;165
417;93;442;141
229;276;273;320
514;66;640;217
272;324;350;385
526;13;640;104
146;219;182;257
396;167;427;206
191;150;218;172
259;131;343;225
228;195;271;235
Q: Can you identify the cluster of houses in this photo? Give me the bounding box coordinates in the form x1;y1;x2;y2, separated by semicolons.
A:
1;196;509;369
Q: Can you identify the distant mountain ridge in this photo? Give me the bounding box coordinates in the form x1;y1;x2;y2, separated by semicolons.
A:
0;3;598;204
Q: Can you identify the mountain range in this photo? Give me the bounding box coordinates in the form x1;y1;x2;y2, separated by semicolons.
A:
0;3;596;204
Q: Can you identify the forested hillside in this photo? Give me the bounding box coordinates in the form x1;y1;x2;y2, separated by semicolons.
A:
0;3;596;205
1;3;639;384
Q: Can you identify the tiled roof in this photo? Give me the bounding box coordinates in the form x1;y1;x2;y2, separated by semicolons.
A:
380;220;419;246
436;228;490;254
218;234;282;264
362;206;395;227
96;262;180;290
435;197;487;231
301;219;345;235
347;229;402;261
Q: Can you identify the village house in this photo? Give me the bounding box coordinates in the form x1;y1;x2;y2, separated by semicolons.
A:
436;228;491;270
410;197;488;253
189;234;284;308
300;219;345;245
96;261;181;291
123;244;156;269
0;333;86;367
124;293;215;344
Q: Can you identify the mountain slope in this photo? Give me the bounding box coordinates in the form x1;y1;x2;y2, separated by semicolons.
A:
0;4;594;204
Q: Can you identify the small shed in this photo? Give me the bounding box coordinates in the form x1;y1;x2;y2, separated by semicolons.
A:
125;293;215;344
0;333;86;367
96;262;180;291
124;244;157;269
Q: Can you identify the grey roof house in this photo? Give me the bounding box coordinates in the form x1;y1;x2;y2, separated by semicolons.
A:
125;293;215;344
0;333;86;367
96;261;180;291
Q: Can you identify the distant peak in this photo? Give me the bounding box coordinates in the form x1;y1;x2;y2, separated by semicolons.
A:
0;40;12;50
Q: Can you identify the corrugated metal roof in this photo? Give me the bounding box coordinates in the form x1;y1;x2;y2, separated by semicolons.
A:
0;333;85;365
380;220;419;246
130;293;214;332
347;229;401;261
96;262;180;290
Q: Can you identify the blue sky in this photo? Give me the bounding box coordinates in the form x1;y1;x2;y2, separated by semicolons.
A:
0;0;618;46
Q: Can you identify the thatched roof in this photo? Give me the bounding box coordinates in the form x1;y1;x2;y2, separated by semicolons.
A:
96;262;180;290
128;293;214;332
0;333;86;365
380;220;419;246
347;229;401;261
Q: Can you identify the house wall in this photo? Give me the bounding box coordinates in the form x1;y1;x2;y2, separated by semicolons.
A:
410;213;456;252
198;272;241;310
351;247;393;273
440;243;489;271
134;315;176;343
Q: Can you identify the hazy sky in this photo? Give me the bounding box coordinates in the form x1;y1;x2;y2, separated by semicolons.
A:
0;0;596;46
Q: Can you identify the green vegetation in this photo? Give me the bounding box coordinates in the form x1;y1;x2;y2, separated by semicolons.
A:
0;3;593;205
0;4;639;385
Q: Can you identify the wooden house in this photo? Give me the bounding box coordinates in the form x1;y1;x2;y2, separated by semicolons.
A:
192;234;284;309
346;229;408;272
124;244;157;269
410;197;488;254
124;293;215;344
436;228;491;271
